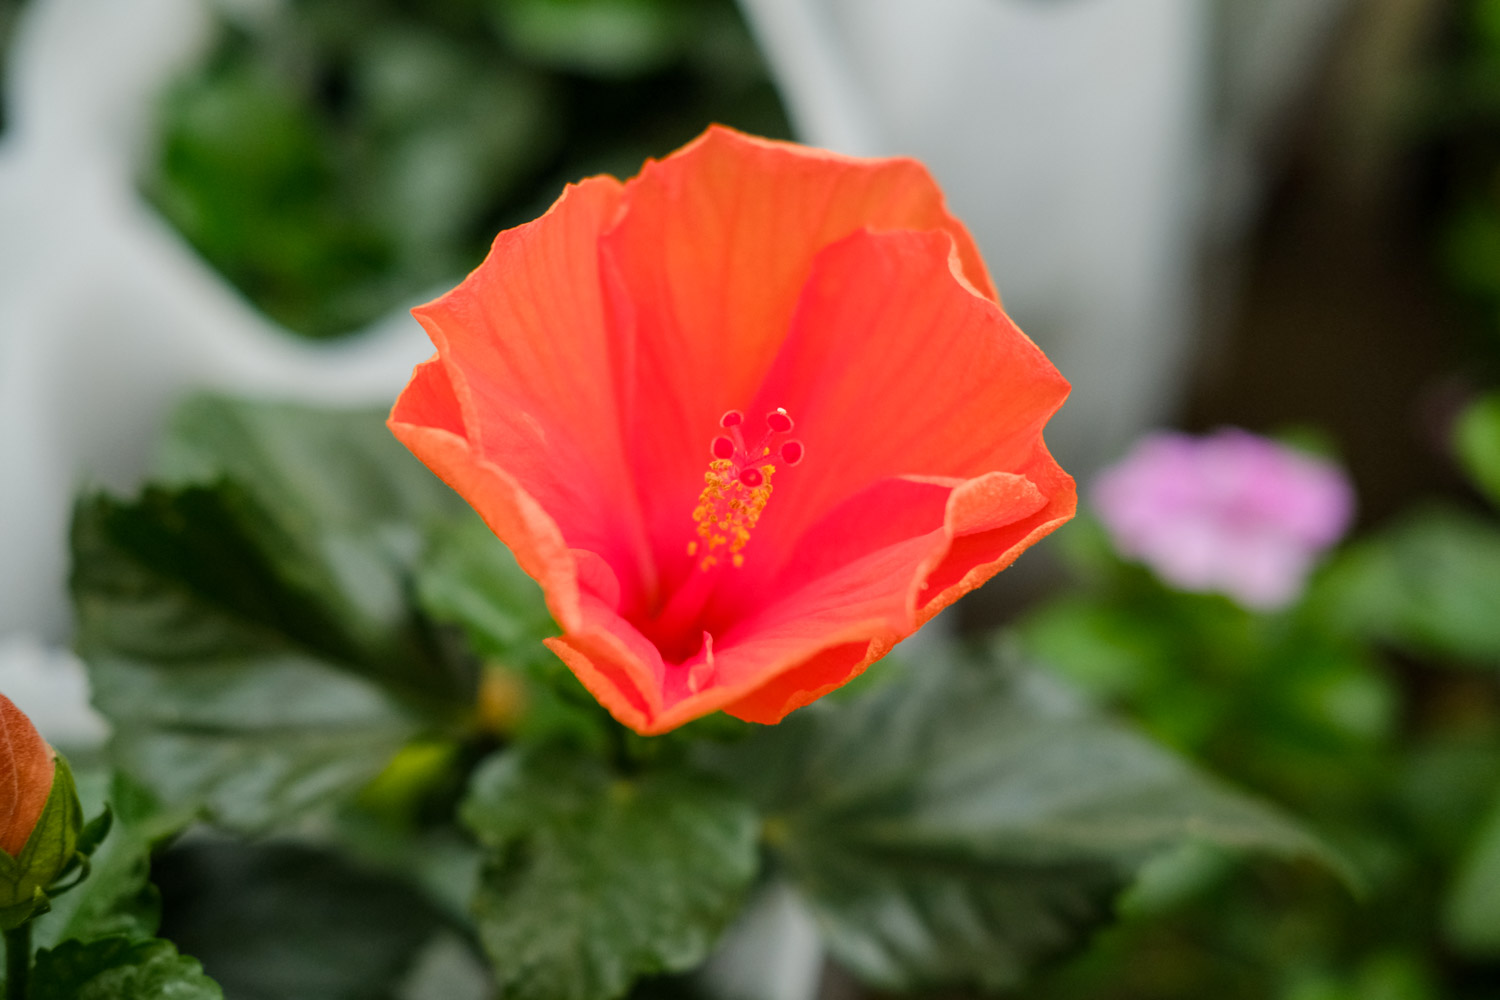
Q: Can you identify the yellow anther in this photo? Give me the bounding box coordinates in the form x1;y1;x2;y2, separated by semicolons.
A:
687;458;774;570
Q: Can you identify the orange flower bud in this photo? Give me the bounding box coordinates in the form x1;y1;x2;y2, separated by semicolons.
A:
0;694;55;858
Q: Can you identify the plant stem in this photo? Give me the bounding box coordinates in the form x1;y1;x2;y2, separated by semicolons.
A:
4;920;30;1000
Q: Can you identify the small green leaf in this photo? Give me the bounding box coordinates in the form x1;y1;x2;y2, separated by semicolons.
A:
461;750;759;1000
1456;392;1500;507
700;643;1343;992
34;773;164;950
74;807;113;860
1315;508;1500;667
29;936;221;1000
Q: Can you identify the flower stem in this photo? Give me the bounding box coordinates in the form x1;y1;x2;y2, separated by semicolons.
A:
4;920;31;1000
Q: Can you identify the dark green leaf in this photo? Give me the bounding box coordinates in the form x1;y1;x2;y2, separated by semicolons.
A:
30;936;221;1000
152;395;476;709
699;643;1343;992
154;839;455;1000
1315;508;1500;667
461;750;758;1000
71;397;478;830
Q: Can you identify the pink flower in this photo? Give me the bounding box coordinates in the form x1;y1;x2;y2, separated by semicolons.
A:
1092;429;1355;610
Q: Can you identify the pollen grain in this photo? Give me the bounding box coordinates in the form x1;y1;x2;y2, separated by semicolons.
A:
690;458;774;570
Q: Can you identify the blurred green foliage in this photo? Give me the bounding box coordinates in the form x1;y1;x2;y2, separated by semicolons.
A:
142;0;790;339
1437;0;1500;367
68;395;1336;1000
1011;396;1500;1000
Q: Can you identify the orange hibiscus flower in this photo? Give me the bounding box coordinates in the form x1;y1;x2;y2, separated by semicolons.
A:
390;126;1074;734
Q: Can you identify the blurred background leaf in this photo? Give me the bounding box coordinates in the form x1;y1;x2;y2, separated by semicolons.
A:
1008;472;1500;999
152;838;464;1000
1444;782;1500;957
141;0;789;339
152;395;477;709
1315;508;1500;668
1455;391;1500;507
70;396;495;830
699;642;1342;994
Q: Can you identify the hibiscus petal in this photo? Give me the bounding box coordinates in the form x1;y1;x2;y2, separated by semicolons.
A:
602;126;996;581
915;455;1076;625
718;640;885;727
406;177;654;608
389;385;582;634
541;515;925;733
544;589;669;730
539;222;1072;733
744;227;1069;573
717;468;1065;726
554;464;1066;733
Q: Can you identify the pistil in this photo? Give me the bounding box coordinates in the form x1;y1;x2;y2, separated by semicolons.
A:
688;409;802;571
648;409;804;662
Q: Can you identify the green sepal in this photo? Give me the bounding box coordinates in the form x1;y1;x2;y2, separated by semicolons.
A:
75;807;114;860
0;886;49;931
0;755;83;928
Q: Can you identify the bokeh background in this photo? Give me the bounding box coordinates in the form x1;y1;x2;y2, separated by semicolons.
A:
8;0;1500;998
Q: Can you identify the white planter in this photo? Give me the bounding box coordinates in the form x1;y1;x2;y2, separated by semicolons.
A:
738;0;1349;480
0;0;433;738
